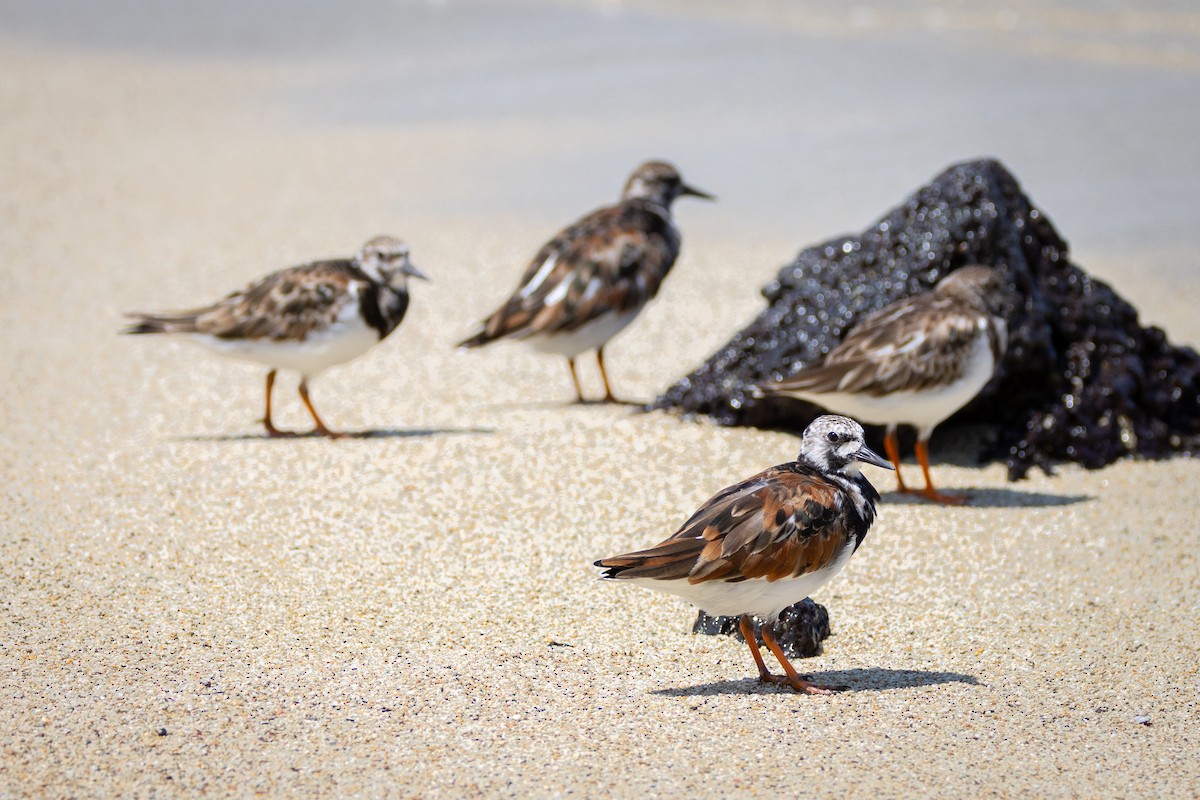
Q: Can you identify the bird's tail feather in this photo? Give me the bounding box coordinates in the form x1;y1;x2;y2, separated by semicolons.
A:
594;538;701;581
120;311;202;335
455;327;493;349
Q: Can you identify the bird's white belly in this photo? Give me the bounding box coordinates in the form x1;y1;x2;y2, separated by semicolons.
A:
185;308;380;378
527;309;641;357
622;542;855;620
791;332;995;436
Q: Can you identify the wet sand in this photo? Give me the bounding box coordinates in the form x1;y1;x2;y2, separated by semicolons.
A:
2;2;1199;797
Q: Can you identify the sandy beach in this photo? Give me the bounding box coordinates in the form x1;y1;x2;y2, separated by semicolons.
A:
2;1;1199;796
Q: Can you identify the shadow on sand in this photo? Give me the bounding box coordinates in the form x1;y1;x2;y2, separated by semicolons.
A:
653;667;979;697
175;426;495;442
880;487;1091;508
483;398;645;412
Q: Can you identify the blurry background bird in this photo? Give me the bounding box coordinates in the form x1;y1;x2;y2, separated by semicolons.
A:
124;235;428;437
756;265;1007;503
457;160;713;403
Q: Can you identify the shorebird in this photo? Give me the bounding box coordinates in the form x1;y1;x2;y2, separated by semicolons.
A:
457;160;713;403
123;235;428;437
756;265;1007;504
596;415;891;694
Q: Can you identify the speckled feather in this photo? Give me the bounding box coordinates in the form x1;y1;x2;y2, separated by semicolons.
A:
125;259;408;342
457;160;709;351
122;236;426;435
597;462;877;586
767;266;1007;397
462;203;679;343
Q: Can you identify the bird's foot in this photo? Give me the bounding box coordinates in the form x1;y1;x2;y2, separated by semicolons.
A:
570;396;637;407
263;422;297;438
759;672;847;695
601;393;645;407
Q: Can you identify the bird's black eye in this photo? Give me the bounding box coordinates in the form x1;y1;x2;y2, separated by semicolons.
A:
827;431;839;442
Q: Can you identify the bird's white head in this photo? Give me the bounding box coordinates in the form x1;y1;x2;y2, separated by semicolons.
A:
621;160;715;208
799;415;894;476
356;235;429;291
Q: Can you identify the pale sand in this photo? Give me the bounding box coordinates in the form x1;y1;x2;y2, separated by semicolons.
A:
2;3;1200;797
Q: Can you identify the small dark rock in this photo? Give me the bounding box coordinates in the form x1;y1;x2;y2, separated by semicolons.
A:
693;598;831;658
156;727;168;736
652;158;1200;479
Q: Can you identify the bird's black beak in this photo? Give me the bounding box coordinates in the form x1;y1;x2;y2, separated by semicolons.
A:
402;262;430;281
855;445;894;470
681;183;716;201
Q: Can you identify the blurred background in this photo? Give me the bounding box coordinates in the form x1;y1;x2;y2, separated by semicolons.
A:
4;0;1198;260
2;0;1198;413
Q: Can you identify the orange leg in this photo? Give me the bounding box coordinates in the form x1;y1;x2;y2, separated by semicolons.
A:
596;347;620;404
298;379;344;438
761;621;847;695
741;615;845;694
566;357;585;404
915;438;966;505
739;615;774;683
262;369;293;438
883;427;910;494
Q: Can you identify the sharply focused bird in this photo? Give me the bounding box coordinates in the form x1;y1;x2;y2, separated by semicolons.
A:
596;415;892;694
756;265;1007;504
457;160;713;403
123;235;428;437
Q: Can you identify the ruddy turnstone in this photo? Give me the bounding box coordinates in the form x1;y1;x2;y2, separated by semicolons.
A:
756;265;1007;504
595;415;891;694
123;235;428;437
456;160;713;403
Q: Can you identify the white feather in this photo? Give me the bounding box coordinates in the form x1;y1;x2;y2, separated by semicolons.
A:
518;253;559;299
618;539;857;619
786;327;996;438
181;288;380;377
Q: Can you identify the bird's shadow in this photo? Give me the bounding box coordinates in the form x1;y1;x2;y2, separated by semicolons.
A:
483;398;645;412
653;667;979;697
880;487;1091;508
174;426;494;442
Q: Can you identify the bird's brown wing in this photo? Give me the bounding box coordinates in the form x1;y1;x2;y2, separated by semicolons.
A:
596;465;853;585
124;261;361;341
767;294;991;396
458;201;678;346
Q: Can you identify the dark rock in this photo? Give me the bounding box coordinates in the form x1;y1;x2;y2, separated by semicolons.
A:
692;598;831;659
653;158;1200;479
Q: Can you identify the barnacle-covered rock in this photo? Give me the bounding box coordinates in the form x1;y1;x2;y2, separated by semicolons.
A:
693;599;831;659
654;158;1200;479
